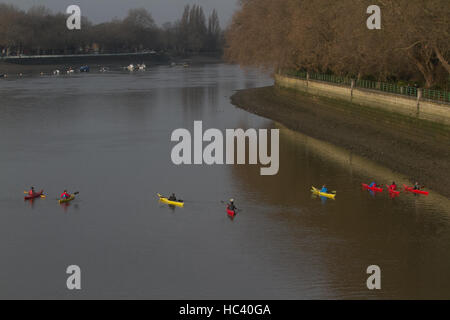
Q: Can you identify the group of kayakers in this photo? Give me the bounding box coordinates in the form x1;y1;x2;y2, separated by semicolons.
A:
368;181;423;191
165;193;237;216
29;187;238;212
315;180;427;201
26;187;74;200
165;180;427;214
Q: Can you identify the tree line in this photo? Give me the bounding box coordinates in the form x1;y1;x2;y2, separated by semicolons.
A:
0;4;224;57
225;0;449;89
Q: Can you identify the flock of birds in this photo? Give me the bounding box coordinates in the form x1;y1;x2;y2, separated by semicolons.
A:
0;61;190;78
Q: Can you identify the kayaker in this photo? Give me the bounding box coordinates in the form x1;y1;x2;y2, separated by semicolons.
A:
320;185;328;193
228;199;237;211
168;193;177;201
389;182;397;191
413;182;421;190
369;182;377;188
61;190;71;199
28;187;35;196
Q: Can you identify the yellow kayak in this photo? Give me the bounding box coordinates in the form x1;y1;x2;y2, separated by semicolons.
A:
157;193;184;207
311;187;336;200
59;195;75;204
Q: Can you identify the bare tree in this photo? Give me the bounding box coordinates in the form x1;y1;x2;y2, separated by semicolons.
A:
226;0;449;88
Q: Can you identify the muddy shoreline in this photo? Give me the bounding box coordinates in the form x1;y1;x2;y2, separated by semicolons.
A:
231;86;450;198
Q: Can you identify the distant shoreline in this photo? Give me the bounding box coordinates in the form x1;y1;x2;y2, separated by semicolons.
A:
0;54;223;76
0;52;170;66
0;52;222;63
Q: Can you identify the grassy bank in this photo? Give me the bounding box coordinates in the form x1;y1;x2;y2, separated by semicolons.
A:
231;86;450;198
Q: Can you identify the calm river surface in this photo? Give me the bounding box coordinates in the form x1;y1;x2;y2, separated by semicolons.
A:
0;63;449;299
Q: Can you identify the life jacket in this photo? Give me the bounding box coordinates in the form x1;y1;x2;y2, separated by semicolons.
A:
61;192;70;199
29;190;34;195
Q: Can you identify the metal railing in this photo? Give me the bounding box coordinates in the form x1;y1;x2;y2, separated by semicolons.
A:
422;88;450;103
284;71;450;104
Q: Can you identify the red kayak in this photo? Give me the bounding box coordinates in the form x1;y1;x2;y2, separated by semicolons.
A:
362;183;383;192
403;184;429;195
24;190;44;200
386;185;400;196
227;208;236;217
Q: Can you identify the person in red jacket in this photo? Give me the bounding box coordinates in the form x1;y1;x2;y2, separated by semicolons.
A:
28;186;35;196
61;190;71;199
388;182;397;191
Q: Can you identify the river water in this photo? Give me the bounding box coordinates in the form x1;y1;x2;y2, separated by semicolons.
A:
0;63;449;299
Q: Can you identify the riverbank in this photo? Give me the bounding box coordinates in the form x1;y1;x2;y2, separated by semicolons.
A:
231;86;450;198
276;74;450;125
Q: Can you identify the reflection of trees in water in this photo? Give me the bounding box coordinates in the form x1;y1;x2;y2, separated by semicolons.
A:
180;84;220;117
229;127;341;208
228;127;450;299
181;86;207;117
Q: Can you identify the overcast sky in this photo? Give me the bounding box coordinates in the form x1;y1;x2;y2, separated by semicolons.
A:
1;0;238;26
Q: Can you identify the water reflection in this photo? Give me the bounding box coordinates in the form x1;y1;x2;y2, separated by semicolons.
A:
230;123;450;299
1;63;448;299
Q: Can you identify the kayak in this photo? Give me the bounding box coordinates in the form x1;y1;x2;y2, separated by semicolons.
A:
403;184;429;195
59;195;75;204
388;189;400;196
386;185;400;196
24;190;44;200
362;183;383;192
311;187;336;199
227;208;236;217
157;193;184;207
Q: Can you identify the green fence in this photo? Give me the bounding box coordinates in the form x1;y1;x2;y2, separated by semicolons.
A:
285;71;450;104
357;80;418;98
423;88;450;103
286;70;307;79
310;73;352;86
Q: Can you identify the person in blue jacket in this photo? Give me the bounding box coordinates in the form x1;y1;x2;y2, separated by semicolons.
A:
320;185;328;193
369;182;377;188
